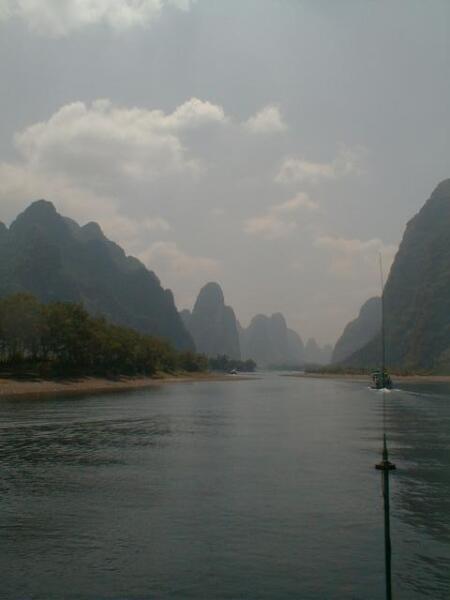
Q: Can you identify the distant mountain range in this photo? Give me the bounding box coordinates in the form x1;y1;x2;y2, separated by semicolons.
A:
0;200;194;350
14;195;446;372
240;312;304;367
181;282;332;367
340;179;450;372
0;201;333;366
240;315;331;367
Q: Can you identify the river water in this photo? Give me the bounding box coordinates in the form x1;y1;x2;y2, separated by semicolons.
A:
1;374;449;599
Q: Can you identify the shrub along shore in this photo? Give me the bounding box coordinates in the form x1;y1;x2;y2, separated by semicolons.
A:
0;293;208;378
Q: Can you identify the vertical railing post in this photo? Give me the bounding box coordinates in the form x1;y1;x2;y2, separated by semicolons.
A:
376;433;396;600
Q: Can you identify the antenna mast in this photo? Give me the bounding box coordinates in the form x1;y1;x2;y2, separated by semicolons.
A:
379;253;386;376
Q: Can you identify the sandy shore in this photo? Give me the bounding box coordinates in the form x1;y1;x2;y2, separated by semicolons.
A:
0;372;251;399
287;372;450;384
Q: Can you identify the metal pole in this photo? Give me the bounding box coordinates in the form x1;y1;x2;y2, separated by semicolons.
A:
376;433;396;600
382;435;392;600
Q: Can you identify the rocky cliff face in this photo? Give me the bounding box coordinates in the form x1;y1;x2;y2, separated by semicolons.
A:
183;282;241;359
332;297;381;364
0;200;194;350
345;179;450;372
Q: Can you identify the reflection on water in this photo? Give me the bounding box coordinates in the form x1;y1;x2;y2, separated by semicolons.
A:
380;384;450;598
0;376;449;599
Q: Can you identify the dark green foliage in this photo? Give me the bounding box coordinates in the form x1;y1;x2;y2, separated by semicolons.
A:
177;350;209;372
209;354;256;372
0;294;207;377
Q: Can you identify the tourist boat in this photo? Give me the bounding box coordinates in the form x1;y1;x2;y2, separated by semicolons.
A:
371;369;393;390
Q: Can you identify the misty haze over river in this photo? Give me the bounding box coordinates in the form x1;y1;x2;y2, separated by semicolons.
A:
1;374;449;599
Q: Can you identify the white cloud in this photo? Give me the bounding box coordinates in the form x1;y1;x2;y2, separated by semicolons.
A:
0;95;231;230
0;97;230;250
1;0;195;36
275;145;364;185
243;192;317;240
0;95;286;257
273;192;319;213
13;98;226;187
168;97;227;129
1;98;286;217
244;105;286;134
243;213;296;240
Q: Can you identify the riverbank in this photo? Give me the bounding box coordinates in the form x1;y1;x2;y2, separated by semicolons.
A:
287;372;450;383
0;372;252;399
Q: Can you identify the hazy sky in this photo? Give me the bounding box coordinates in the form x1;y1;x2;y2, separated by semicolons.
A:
0;0;449;344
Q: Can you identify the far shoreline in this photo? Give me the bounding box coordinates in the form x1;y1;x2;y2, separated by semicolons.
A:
0;372;254;400
286;372;450;384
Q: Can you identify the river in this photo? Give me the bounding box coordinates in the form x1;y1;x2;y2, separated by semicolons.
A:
1;374;449;599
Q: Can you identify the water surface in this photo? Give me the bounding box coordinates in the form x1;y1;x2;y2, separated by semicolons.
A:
1;374;449;599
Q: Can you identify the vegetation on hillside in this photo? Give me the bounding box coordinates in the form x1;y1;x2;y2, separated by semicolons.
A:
0;294;208;377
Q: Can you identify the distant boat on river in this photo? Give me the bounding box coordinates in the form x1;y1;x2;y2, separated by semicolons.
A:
371;255;394;390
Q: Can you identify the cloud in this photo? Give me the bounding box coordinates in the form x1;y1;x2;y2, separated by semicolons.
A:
0;95;231;228
243;214;296;240
273;192;319;213
244;105;286;134
1;97;230;249
315;234;397;277
0;95;286;253
0;95;372;332
167;97;227;129
14;98;228;188
243;192;317;240
0;0;195;36
0;96;285;231
275;145;364;185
